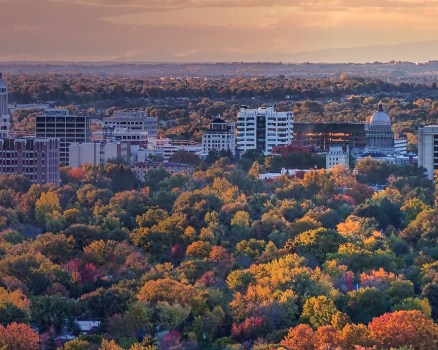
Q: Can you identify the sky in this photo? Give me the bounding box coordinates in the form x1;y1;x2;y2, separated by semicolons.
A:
1;0;438;62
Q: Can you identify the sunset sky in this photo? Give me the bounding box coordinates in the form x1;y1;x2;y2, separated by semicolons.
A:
1;0;438;62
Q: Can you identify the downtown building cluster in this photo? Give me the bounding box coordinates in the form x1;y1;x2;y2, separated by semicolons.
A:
0;72;198;184
0;73;158;184
1;70;438;183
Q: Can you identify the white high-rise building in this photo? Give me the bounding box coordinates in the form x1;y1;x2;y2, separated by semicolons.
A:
0;73;10;138
418;125;438;180
201;117;235;157
237;106;293;155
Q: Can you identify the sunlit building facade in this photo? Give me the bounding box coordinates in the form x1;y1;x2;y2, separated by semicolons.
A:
237;106;293;155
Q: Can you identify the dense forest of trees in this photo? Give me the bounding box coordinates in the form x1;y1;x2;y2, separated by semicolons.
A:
0;155;437;349
5;73;438;103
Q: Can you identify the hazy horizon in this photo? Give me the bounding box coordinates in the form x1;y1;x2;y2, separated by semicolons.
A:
1;0;438;63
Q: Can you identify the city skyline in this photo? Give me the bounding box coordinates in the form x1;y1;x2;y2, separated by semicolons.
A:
1;0;438;63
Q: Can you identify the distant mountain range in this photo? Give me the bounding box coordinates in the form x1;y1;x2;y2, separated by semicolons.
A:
287;40;438;64
2;40;438;78
113;40;438;64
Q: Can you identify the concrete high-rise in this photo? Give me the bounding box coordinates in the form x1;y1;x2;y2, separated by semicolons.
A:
0;73;10;138
36;109;90;165
418;125;438;180
0;73;7;117
237;106;293;155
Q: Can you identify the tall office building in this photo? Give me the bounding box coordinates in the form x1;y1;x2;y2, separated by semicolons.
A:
0;137;60;184
36;109;90;165
237;106;293;155
418;125;438;180
0;73;7;117
201;117;235;157
0;73;10;138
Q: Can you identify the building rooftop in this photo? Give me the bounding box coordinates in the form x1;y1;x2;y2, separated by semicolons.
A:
369;103;391;126
359;151;388;158
211;117;226;124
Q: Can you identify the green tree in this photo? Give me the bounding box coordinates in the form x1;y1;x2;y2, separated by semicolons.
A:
346;287;389;324
422;283;438;321
393;298;432;317
301;296;340;329
286;228;345;264
136;208;169;228
401;198;430;225
31;295;76;332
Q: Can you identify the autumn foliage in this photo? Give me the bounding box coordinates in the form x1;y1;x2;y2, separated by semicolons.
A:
368;310;438;349
0;322;39;350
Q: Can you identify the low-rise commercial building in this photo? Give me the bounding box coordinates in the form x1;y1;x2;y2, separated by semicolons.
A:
69;142;130;167
394;138;407;155
103;110;158;139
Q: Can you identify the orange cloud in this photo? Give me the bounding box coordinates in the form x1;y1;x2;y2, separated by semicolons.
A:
0;0;437;62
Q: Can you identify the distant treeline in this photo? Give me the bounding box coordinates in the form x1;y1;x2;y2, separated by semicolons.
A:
5;74;438;105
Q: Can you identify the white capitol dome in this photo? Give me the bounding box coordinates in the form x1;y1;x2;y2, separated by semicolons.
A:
369;102;391;126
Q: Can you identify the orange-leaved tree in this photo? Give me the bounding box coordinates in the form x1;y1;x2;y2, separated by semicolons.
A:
280;324;315;350
0;322;39;350
368;310;438;350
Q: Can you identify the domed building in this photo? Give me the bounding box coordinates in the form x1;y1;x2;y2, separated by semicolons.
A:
365;102;394;153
